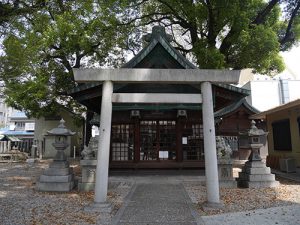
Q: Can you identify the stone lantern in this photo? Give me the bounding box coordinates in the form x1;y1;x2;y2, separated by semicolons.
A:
47;119;75;161
36;119;76;192
247;120;268;161
237;120;279;188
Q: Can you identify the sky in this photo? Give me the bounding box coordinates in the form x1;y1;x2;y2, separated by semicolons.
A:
280;45;300;79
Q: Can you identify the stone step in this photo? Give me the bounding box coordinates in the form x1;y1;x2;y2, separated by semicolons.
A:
39;174;74;183
49;161;70;168
246;173;276;182
238;172;276;182
238;180;279;188
244;161;266;168
36;181;74;192
43;167;73;176
245;167;271;174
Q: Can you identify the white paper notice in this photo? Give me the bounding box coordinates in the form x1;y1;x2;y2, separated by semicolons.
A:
182;137;187;144
159;151;169;159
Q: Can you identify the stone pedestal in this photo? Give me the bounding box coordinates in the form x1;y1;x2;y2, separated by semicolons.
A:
36;160;74;192
237;161;279;188
78;159;97;191
218;159;237;188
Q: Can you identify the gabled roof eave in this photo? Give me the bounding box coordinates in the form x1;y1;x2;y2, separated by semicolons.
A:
122;35;197;69
214;98;260;118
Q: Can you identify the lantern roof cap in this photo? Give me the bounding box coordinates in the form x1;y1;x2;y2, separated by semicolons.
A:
47;119;76;136
248;120;267;136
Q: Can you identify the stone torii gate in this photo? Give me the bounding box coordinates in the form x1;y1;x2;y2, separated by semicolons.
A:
73;68;241;209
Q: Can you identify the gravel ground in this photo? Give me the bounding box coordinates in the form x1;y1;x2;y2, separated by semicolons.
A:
1;161;300;224
0;161;132;225
183;178;300;216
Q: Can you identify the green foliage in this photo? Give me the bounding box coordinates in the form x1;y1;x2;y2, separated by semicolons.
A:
1;0;300;118
193;40;225;69
0;0;134;117
136;0;300;74
228;25;284;74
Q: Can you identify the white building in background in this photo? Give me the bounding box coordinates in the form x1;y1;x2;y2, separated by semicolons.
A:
240;69;300;112
0;84;20;128
8;111;35;132
0;99;19;128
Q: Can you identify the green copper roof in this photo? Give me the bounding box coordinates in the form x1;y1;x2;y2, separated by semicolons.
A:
214;98;260;118
214;83;250;96
122;26;197;69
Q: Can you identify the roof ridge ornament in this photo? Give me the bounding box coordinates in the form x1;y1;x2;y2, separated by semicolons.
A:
143;26;173;43
58;118;66;128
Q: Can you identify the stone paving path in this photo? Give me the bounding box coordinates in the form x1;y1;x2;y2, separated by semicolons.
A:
111;182;203;225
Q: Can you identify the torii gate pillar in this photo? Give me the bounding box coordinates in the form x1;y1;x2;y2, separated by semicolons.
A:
94;80;113;203
201;81;220;205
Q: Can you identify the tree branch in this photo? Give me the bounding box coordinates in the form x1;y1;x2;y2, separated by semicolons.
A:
156;0;190;28
280;0;300;48
220;0;280;62
118;12;172;26
251;0;279;25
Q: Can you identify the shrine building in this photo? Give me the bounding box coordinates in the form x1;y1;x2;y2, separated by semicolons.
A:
70;26;258;170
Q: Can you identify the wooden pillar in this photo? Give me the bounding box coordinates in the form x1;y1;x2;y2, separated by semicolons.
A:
134;118;140;163
176;117;184;162
85;110;94;146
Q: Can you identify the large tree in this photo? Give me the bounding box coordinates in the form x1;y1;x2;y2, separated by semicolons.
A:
0;0;136;117
1;0;300;117
122;0;300;74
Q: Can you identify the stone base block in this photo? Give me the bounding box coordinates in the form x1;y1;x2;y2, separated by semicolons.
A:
245;167;271;174
39;174;74;183
80;159;97;185
49;161;70;168
238;180;279;188
26;158;38;163
78;182;95;191
219;180;237;188
244;161;265;168
239;172;276;182
237;159;279;188
84;202;112;213
36;181;74;192
80;159;97;166
202;201;224;210
44;167;73;176
37;159;75;192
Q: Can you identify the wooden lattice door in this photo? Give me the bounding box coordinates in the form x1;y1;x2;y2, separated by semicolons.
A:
140;120;176;161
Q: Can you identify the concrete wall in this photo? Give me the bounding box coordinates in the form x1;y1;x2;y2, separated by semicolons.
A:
288;80;300;101
249;81;281;111
243;79;300;112
266;104;300;166
34;110;83;159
